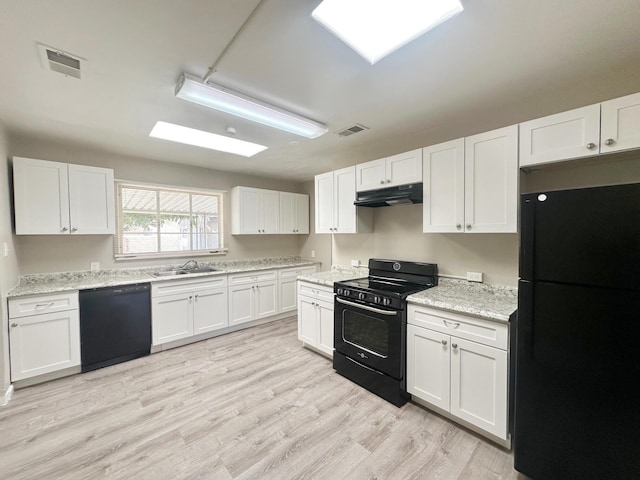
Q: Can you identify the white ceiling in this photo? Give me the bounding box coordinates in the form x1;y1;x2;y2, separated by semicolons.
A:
1;0;640;182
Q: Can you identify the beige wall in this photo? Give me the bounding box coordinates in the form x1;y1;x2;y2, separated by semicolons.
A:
9;135;307;274
0;124;20;390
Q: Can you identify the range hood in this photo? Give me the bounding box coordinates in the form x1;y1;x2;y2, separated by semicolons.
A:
354;183;423;208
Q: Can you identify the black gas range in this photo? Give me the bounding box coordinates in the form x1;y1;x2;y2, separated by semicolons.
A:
333;259;438;407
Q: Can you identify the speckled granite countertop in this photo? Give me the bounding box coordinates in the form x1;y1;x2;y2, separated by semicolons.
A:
8;256;320;298
297;265;369;287
407;278;517;323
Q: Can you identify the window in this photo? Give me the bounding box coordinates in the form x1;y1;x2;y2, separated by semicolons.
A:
115;182;224;258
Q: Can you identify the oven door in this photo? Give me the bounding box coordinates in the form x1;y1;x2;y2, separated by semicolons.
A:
334;296;405;379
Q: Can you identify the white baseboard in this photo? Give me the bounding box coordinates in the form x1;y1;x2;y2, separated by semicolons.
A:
1;385;14;406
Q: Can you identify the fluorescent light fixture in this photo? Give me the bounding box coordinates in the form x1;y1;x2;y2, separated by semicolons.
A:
149;121;268;157
312;0;464;64
175;73;328;139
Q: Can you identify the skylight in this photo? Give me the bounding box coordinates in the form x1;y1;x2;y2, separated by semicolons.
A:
149;121;268;157
312;0;464;65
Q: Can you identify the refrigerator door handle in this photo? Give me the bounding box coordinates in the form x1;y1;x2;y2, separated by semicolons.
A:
518;280;535;358
519;196;535;281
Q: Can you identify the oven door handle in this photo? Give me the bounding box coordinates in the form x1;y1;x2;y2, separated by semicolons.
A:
336;297;398;316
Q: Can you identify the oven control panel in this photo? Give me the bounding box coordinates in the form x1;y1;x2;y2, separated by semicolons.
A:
335;287;402;310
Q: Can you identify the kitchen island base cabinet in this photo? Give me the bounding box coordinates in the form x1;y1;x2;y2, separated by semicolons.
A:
297;281;334;357
407;305;510;446
8;292;80;381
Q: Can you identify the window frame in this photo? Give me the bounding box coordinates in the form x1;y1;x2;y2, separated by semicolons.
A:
114;181;227;260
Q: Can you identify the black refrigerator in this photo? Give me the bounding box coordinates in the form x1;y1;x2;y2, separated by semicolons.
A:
514;183;640;480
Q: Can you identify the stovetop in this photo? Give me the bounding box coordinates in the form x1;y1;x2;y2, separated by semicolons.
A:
337;276;434;297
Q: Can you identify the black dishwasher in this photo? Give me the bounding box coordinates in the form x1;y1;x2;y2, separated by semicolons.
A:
79;283;151;373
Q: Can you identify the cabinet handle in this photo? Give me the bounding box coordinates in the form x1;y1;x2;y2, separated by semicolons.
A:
195;294;199;301
452;343;458;349
586;142;597;150
379;180;384;184
443;319;460;329
441;339;447;346
386;179;391;183
61;227;68;232
605;138;615;146
35;302;55;310
71;227;78;232
456;224;461;230
11;323;18;328
466;224;472;230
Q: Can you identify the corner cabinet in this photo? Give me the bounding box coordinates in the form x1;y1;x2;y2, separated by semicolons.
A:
407;304;509;443
13;157;115;235
278;265;318;313
355;148;423;192
314;166;372;234
8;291;80;381
519;91;640;167
297;281;334;357
423;126;518;234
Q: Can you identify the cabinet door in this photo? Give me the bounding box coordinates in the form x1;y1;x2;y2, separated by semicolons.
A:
262;190;280;234
228;284;255;325
67;164;115;234
279;192;297;234
334;166;357;233
406;324;450;411
317;299;334;356
255;281;278;319
355;158;385;192
295;193;309;234
423;139;465;233
234;187;261;234
278;276;298;313
315;172;334;233
519;104;601;167
297;296;318;345
464;125;518;233
152;293;193;345
193;287;228;334
450;337;508;440
386;149;422;187
600;91;640;154
13;157;70;235
9;309;80;381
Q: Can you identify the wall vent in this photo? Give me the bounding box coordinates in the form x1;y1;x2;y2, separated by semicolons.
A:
336;123;369;137
37;43;84;79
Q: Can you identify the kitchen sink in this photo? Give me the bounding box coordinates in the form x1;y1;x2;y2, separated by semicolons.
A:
150;266;219;277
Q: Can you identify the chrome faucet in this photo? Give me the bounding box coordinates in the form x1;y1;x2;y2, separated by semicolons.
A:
178;259;199;270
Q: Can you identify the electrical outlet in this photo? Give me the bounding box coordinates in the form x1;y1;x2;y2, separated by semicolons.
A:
311;250;315;258
467;271;483;283
90;262;100;272
351;259;360;267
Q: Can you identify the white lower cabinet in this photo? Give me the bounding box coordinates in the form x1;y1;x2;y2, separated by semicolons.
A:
278;265;318;313
152;276;228;346
407;304;509;442
8;291;80;381
297;281;334;356
228;269;278;326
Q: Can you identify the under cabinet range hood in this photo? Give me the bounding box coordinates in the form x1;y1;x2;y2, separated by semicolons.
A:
354;183;423;207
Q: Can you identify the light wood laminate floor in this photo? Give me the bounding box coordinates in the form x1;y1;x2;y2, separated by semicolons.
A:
0;317;524;480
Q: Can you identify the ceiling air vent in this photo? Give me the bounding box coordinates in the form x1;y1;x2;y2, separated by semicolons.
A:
37;43;84;79
336;123;369;137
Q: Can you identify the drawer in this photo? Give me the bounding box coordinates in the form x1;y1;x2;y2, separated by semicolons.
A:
152;274;227;297
297;281;334;302
9;291;79;319
278;265;317;279
228;269;277;286
408;305;508;350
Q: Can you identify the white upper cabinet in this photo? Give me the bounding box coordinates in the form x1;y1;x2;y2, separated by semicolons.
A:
423;139;465;233
356;149;422;192
314;166;372;234
231;186;280;234
519;104;601;167
464;125;518;233
423;127;518;234
600;91;640;154
279;192;309;234
13;157;115;235
520;91;640;167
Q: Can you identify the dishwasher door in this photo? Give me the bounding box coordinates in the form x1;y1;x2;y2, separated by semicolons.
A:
80;283;151;372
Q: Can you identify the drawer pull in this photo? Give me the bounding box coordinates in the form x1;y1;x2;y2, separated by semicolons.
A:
441;340;447;346
443;319;460;329
452;343;458;349
35;302;55;310
11;323;18;328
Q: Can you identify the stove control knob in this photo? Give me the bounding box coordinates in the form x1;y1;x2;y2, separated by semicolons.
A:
343;290;350;297
337;288;343;295
382;298;392;306
374;296;381;304
358;292;366;300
